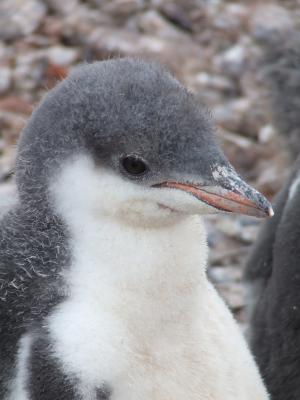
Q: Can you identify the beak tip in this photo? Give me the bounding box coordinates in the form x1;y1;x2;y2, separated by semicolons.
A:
267;206;274;218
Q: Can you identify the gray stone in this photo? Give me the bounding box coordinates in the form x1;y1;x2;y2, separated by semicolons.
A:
217;43;247;77
88;26;202;78
46;46;79;66
250;4;294;42
0;67;12;94
194;72;233;92
136;10;184;38
215;281;246;311
44;0;80;15
0;0;46;41
0;182;16;216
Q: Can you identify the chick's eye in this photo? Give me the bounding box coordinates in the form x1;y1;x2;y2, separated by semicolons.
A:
121;155;148;176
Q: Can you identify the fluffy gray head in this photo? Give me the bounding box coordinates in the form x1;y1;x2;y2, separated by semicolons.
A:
16;58;271;221
16;58;226;203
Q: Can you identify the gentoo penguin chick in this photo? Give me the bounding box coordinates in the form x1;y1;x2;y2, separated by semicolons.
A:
246;155;300;400
0;58;271;400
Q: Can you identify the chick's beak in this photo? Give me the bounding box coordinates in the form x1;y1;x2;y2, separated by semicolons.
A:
153;168;274;218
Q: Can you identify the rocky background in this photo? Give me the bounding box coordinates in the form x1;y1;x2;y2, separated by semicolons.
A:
0;0;299;329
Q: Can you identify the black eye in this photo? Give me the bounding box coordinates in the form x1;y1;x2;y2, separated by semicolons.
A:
121;155;148;176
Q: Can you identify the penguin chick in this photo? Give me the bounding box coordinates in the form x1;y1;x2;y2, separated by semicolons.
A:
0;58;271;400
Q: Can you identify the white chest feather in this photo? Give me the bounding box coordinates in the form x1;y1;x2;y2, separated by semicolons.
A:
46;216;267;400
43;156;268;399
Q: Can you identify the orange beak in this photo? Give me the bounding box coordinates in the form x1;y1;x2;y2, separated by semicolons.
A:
153;181;273;218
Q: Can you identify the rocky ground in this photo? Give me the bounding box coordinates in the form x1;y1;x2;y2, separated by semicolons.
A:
0;0;299;328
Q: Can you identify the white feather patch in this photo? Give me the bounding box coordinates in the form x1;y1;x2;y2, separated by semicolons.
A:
46;154;269;400
7;334;32;400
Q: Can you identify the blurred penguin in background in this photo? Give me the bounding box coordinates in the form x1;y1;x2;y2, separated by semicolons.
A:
246;32;300;400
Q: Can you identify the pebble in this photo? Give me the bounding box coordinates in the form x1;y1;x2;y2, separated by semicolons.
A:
46;46;79;66
216;281;246;311
0;0;46;41
0;182;17;216
258;124;276;143
209;266;243;284
99;0;145;17
136;10;184;38
0;67;12;95
195;72;233;92
209;214;260;245
214;98;251;133
218;43;247;77
250;3;294;42
44;0;80;15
